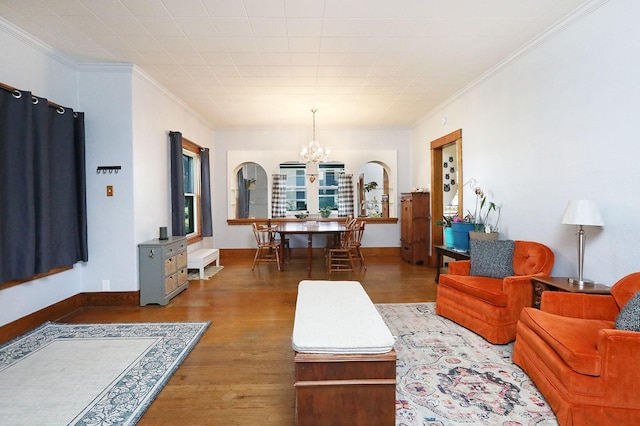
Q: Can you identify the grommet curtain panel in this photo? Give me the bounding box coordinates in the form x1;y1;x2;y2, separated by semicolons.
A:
338;173;355;217
0;88;88;284
199;147;213;237
169;131;186;237
271;174;287;218
169;131;212;237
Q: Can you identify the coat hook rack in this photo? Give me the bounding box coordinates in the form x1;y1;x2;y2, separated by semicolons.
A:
97;166;122;174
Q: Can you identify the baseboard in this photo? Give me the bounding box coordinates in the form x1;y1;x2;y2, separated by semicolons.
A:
0;291;139;344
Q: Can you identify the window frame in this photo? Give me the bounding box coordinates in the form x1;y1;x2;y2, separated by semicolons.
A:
280;162;308;212
318;163;344;211
182;138;202;243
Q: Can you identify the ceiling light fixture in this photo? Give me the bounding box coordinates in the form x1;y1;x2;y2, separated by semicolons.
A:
300;108;330;166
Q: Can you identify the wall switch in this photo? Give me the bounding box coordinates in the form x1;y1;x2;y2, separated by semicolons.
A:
102;279;110;291
106;185;113;196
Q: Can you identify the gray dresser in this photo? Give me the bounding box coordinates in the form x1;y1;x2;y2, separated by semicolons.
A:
138;236;188;306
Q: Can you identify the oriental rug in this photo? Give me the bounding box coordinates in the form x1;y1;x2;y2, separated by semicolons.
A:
376;303;557;426
0;321;209;426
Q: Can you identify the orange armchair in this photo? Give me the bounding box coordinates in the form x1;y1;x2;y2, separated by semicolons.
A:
436;240;554;344
513;272;640;426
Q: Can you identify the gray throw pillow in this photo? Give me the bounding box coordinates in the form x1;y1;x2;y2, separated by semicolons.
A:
615;290;640;331
469;239;515;279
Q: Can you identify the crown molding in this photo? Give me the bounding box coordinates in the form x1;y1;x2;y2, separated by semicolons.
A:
413;0;610;127
0;16;78;71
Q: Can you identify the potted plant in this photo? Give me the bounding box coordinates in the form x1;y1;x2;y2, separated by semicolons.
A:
469;186;501;241
319;206;333;218
436;215;455;248
450;215;476;251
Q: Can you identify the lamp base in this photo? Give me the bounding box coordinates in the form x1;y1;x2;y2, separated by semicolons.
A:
568;277;595;288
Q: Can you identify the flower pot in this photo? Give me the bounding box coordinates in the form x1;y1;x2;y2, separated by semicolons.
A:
443;227;454;248
451;222;476;252
320;211;331;218
469;231;499;241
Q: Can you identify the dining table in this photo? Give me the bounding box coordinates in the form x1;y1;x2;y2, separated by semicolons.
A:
276;221;347;277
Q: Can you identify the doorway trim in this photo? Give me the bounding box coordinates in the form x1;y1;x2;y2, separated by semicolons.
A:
429;129;463;267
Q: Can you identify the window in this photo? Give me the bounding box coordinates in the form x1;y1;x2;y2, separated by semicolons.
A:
319;163;345;210
280;162;307;212
182;139;201;237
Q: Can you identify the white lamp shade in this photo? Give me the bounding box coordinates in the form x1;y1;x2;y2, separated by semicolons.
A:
561;200;604;226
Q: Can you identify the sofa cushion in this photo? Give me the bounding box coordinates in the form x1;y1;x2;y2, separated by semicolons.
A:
615;290;640;331
519;307;614;376
438;274;507;307
469;239;515;279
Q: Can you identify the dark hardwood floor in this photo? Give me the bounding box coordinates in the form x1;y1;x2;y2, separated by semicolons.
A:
60;251;438;425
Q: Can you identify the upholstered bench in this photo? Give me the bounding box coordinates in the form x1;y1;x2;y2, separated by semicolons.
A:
187;248;219;279
292;280;396;425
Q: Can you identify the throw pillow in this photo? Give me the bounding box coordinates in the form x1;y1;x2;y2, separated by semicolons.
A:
469;239;515;279
615;290;640;331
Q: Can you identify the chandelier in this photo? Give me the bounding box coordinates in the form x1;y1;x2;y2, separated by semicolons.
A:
300;109;330;165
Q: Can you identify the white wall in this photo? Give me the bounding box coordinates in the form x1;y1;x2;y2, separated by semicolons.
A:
131;69;213;253
214;127;412;249
412;0;640;285
0;22;213;326
0;21;84;325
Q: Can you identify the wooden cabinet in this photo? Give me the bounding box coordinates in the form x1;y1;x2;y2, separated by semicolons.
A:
400;192;430;265
138;236;188;306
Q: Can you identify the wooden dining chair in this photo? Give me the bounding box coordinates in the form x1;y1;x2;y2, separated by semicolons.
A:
349;221;366;270
327;227;355;274
252;223;281;271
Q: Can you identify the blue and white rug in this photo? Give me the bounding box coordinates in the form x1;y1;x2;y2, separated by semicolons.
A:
0;321;210;425
376;303;557;426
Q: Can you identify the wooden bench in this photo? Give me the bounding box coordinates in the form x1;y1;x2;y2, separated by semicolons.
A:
292;280;396;425
187;248;219;279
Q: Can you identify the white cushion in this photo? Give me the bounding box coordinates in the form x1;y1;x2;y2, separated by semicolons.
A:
292;280;395;354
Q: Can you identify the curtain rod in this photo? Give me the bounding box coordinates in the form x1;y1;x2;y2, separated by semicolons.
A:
0;81;65;110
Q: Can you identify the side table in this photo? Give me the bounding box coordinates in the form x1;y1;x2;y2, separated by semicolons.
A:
530;276;611;309
434;245;470;283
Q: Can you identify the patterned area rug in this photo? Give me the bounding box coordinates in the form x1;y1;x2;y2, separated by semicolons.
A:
188;265;224;280
0;321;209;425
376;303;557;426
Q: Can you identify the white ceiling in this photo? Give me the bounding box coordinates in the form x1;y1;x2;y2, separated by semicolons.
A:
0;0;588;127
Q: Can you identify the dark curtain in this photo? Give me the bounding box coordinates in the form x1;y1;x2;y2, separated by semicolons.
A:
169;131;185;236
200;147;213;237
0;89;87;284
237;168;250;219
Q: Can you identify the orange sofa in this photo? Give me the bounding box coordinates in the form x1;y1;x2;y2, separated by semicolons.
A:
436;240;554;344
513;272;640;426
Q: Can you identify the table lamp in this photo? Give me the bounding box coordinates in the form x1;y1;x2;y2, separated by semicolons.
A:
561;200;604;286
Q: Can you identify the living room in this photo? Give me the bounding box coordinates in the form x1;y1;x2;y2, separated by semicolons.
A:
0;0;638;422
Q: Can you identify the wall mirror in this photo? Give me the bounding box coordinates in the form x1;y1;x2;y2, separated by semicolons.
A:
235;162;267;219
430;129;463;265
357;161;390;218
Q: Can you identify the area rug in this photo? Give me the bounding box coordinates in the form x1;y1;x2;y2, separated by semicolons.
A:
0;321;210;426
376;303;557;426
188;265;224;280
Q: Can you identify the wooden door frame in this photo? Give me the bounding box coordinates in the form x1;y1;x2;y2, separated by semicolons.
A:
429;129;463;267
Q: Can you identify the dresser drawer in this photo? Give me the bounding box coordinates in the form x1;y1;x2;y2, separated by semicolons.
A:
165;273;177;294
177;251;187;269
165;256;177;275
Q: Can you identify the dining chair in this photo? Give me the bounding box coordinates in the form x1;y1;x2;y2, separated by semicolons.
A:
349;221;367;270
251;223;281;271
327;227;355;274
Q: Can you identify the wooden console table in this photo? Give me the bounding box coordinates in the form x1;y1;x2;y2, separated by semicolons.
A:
530;276;611;309
434;245;470;283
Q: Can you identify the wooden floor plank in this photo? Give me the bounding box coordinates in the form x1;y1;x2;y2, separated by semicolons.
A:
59;253;437;425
